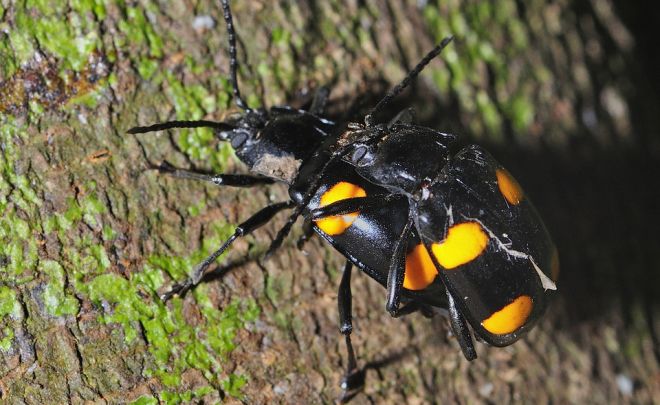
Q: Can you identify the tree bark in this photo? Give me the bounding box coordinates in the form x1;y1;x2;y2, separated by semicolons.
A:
1;0;658;404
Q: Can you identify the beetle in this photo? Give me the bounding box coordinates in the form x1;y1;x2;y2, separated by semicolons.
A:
129;0;558;401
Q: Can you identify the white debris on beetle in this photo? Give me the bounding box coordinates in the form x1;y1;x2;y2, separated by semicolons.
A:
252;154;302;184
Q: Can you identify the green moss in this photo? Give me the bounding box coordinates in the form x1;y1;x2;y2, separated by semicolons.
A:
117;6;163;59
71;0;107;20
0;120;40;284
40;260;80;317
83;272;145;342
43;193;107;236
221;373;248;398
507;94;535;133
7;25;35;65
137;58;160;81
67;89;101;109
73;232;258;398
148;221;235;281
187;198;207;217
0;35;17;78
9;0;104;71
0;199;39;281
476;90;502;134
0;327;14;351
423;0;538;139
0;2;258;399
102;224;117;241
0;287;21;319
130;396;159;405
0;287;21;352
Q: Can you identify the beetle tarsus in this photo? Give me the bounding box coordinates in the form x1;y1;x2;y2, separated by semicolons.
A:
338;363;365;404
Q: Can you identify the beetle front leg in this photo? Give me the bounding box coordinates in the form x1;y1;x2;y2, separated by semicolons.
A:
150;161;274;187
337;261;365;403
385;209;414;316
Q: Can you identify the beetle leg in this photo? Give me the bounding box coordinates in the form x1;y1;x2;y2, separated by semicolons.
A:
296;217;314;250
446;289;478;361
338;261;354;334
309;86;330;116
337;261;365;403
310;196;384;220
267;195;385;258
264;209;301;259
385;208;414;316
387;108;416;128
161;201;294;301
127;120;235;134
390;301;435;318
151;161;274;187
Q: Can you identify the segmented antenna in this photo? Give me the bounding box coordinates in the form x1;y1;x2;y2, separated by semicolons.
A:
127;120;235;134
364;36;454;127
221;0;249;111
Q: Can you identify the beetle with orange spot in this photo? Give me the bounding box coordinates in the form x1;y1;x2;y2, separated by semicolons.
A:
128;0;558;402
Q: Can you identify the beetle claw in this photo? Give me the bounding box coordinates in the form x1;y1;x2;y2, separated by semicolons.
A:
338;367;365;403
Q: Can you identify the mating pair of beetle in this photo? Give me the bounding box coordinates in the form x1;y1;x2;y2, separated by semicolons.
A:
129;0;558;400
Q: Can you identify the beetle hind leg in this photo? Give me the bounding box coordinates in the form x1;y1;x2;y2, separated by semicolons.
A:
391;300;435;318
161;201;294;301
295;217;315;250
337;261;366;403
446;289;478;361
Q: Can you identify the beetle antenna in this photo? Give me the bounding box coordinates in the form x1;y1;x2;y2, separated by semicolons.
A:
127;120;235;134
221;0;250;111
364;36;453;127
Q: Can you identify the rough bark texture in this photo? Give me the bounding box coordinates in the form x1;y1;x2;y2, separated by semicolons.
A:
1;0;659;404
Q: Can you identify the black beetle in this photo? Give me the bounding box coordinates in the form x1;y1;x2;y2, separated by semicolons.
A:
129;0;558;401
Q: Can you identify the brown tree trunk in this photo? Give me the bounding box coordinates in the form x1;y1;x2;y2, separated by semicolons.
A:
1;0;658;403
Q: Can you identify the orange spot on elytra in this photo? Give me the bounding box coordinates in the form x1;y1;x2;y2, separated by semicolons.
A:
496;168;523;205
315;182;367;235
431;222;489;269
404;244;438;290
481;295;533;335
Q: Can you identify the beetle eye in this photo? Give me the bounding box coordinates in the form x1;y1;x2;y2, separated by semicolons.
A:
351;146;367;162
230;131;248;148
350;145;373;166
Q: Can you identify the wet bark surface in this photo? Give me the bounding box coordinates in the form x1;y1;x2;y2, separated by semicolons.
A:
0;0;658;404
